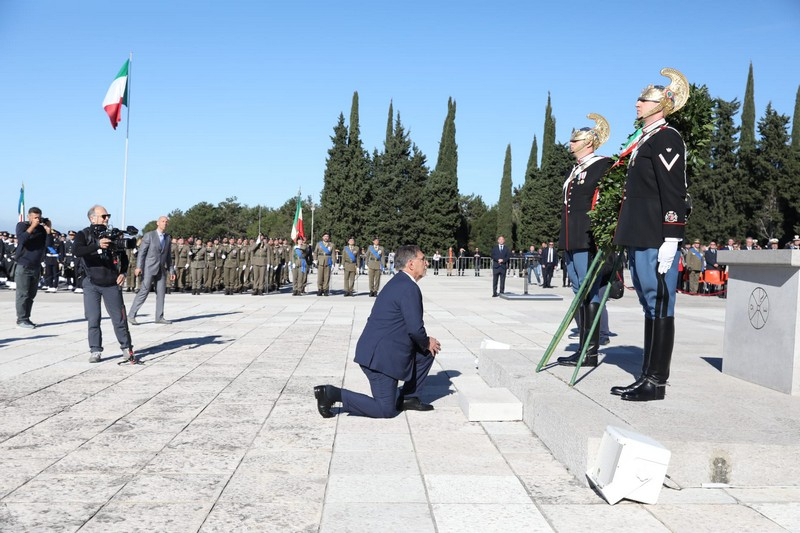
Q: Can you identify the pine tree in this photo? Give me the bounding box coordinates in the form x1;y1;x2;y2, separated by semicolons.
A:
421;98;460;252
741;62;756;152
369;108;429;251
496;145;514;244
751;103;795;240
541;93;556;168
319;114;349;242
686;98;748;241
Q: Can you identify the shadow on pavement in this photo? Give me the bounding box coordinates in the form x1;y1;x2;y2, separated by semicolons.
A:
132;335;227;363
0;334;58;349
171;312;241;323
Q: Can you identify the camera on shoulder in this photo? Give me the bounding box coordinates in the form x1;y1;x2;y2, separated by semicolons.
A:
91;225;139;258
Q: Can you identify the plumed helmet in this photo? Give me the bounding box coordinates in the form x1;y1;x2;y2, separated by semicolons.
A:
570;113;610;151
638;68;690;118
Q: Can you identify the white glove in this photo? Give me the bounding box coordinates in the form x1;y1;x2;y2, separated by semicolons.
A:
657;241;679;274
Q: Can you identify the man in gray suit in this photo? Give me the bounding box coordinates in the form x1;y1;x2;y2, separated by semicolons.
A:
128;216;176;325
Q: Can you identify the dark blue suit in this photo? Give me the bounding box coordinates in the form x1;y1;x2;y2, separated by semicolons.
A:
491;244;510;295
342;272;434;418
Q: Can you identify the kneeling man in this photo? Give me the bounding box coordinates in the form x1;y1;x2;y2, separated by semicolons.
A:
315;245;441;418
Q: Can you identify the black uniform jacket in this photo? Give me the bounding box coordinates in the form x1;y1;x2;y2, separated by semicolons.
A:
614;120;687;248
558;155;613;251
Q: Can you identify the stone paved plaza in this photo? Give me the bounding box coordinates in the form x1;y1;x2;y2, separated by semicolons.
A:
1;271;798;532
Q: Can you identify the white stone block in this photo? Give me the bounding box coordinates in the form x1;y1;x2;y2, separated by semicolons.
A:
455;375;522;422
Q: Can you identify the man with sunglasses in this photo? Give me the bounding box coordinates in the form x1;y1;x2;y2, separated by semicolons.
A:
74;205;135;363
611;68;690;402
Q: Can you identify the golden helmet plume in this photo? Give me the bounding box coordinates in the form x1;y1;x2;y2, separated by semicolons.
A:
570;113;610;150
639;68;690;117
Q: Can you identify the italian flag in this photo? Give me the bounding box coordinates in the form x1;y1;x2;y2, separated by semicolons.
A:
103;60;129;130
18;183;25;223
291;196;305;242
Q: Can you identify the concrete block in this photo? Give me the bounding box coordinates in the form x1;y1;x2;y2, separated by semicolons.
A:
454;375;522;422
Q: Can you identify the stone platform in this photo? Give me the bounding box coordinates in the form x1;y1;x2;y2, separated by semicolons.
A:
0;271;798;531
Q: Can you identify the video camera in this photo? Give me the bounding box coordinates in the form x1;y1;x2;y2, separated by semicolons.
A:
91;225;139;259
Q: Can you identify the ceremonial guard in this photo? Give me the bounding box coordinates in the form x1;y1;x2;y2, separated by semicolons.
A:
611;68;690;402
292;236;309;295
473;248;481;276
190;238;206;295
342;237;359;296
366;237;385;297
314;231;334;296
272;238;284;291
556;114;613;367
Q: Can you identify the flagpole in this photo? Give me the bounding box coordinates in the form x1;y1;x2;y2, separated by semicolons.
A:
121;52;132;229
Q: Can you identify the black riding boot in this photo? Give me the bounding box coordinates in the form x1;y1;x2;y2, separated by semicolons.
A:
557;304;598;366
611;317;654;395
622;317;673;401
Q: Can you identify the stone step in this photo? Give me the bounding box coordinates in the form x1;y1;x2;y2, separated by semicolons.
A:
454;375;523;422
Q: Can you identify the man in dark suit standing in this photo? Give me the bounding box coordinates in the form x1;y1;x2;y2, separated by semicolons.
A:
541;241;558;288
490;236;510;297
314;245;441;418
128;216;176;325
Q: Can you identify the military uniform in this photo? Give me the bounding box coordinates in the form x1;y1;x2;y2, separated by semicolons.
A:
175;241;190;292
239;239;252;291
366;239;385;297
223;240;239;295
684;242;704;293
314;234;335;296
611;68;690;402
556;114;613;369
190;241;206;294
250;237;269;295
342;239;359;296
281;240;291;285
291;238;309;295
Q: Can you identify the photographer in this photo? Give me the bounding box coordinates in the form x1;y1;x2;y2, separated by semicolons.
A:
14;207;53;328
74;205;135;363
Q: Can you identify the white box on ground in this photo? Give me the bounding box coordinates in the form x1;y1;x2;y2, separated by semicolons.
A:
586;425;671;505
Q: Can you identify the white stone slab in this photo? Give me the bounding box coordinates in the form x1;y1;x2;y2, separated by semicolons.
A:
454;375;522;422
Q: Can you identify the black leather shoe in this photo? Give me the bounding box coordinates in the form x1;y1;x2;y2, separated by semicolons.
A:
399;397;433;412
314;385;336;418
556;352;598;367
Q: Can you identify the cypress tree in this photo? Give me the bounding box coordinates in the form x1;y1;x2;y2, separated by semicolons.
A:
523;144;571;243
421;98;461;252
792;85;800;153
541;93;557;168
525;134;538;183
741;62;756;151
319;114;349;242
496;145;514;244
347;91;371;244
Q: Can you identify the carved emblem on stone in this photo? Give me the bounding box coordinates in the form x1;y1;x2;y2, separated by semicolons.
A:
748;287;769;330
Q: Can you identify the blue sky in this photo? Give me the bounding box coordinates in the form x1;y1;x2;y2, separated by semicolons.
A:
1;0;799;232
